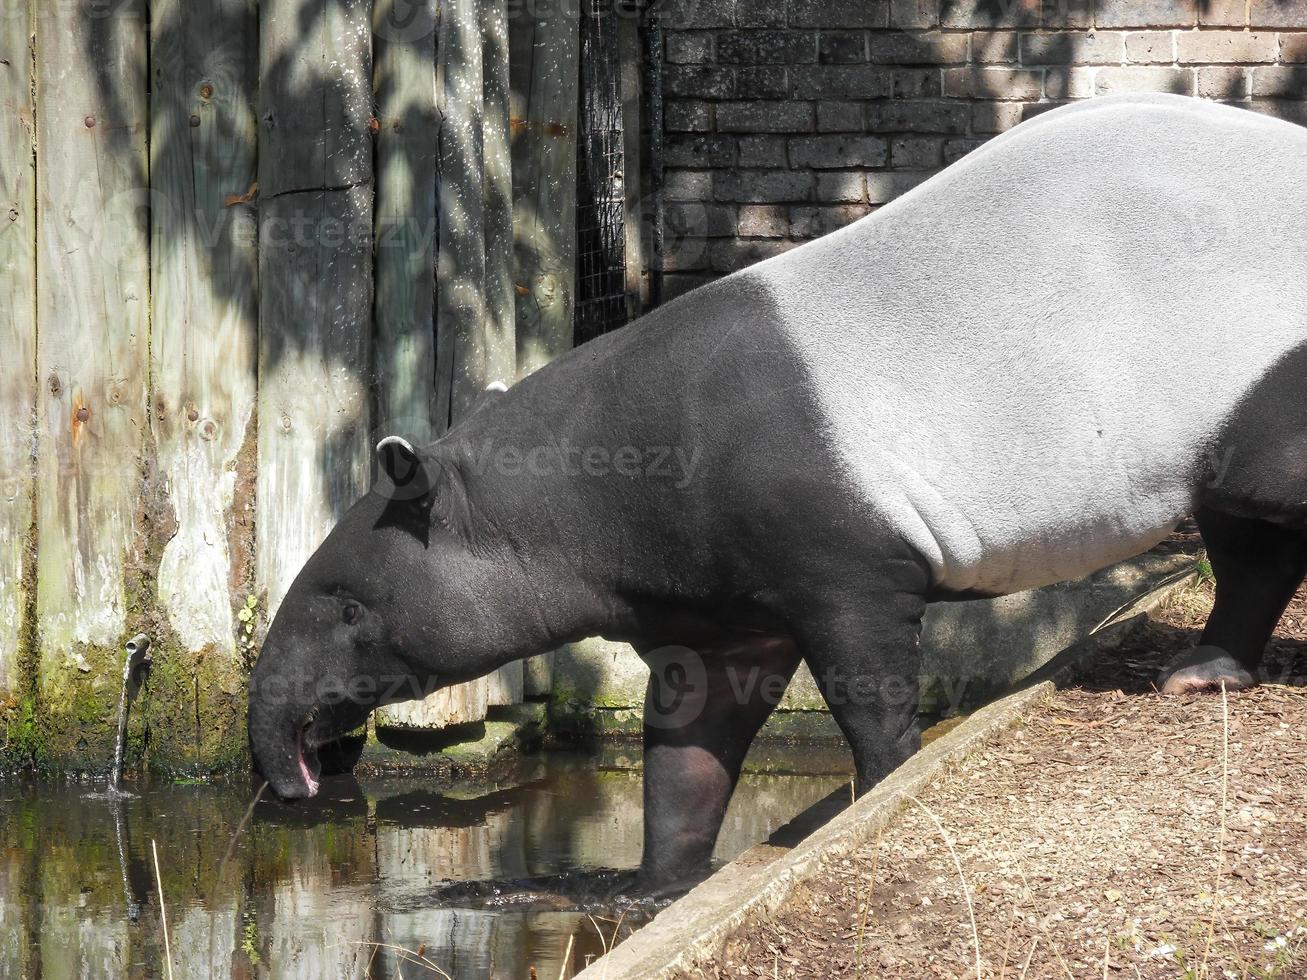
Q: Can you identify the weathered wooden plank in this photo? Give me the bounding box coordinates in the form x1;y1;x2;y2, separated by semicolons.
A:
34;0;150;758
481;0;523;707
373;0;438;447
509;0;581;695
509;0;581;379
146;0;259;766
433;0;489;431
0;12;35;696
256;0;374;618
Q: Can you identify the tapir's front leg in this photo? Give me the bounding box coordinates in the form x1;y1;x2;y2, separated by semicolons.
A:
638;637;801;892
791;585;928;794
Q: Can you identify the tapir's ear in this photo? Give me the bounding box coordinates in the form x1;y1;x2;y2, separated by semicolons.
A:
375;436;433;501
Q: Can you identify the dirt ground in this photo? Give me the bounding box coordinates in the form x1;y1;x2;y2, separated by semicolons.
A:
708;573;1307;979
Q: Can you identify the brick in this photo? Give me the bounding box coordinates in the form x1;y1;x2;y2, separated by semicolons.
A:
665;201;737;238
1281;34;1307;63
943;66;1044;99
1021;99;1070;120
738;134;790;166
890;136;943;167
971;99;1024;132
816;171;867;202
941;0;1038;29
972;31;1018;62
865;171;928;203
789;204;871;238
743;0;787;27
1124;31;1175;64
659;237;711;271
1245;98;1307;123
665;66;735;98
664;169;714;201
737;204;789;236
1196;65;1248;98
1249;1;1307;29
790;65;892;97
1043;65;1097;97
714;169;816;202
710;239;795;272
658;0;735;30
664;134;737;167
893;68;943;96
717;100;815;132
819;31;868;63
788;133;889;167
662;274;714;301
1177;31;1279;63
1094;0;1197;28
890;0;939;28
1021;31;1128;65
1198;0;1247;26
736;67;792;97
666;32;715;63
717;30;817;64
1039;0;1095;28
791;0;890;29
1251;64;1307;95
870;31;971;63
943;137;987;162
666;100;713;131
867;100;970;132
817;101;866;130
1094;65;1193;93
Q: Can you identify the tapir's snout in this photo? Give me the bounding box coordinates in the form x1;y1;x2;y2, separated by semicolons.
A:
247;661;323;800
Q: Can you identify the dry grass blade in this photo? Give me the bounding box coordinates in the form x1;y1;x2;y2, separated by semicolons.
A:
904;793;981;980
558;933;575;980
151;839;175;980
336;941;453;978
1199;679;1231;980
1017;936;1040;980
215;779;268;885
853;824;885;972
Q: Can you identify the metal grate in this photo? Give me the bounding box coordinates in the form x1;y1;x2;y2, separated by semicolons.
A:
575;0;632;346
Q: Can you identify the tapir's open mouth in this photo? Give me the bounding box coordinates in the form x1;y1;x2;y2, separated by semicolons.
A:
295;725;322;797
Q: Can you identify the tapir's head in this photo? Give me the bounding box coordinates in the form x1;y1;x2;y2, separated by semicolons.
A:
248;436;504;799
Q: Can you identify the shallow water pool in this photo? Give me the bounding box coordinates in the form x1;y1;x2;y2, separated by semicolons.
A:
1;743;850;978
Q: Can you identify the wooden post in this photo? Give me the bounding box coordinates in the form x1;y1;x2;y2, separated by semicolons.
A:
433;0;489;431
256;0;374;618
0;10;35;696
509;0;581;694
373;0;438;448
34;0;150;758
147;0;259;765
382;0;499;730
481;0;524;707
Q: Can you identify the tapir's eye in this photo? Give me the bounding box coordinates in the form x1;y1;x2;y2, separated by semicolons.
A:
342;602;361;626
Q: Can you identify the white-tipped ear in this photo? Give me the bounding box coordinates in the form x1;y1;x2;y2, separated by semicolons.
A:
375;436;431;499
485;380;508;393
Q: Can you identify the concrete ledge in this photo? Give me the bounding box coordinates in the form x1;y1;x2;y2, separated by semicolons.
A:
357;701;547;776
575;681;1057;980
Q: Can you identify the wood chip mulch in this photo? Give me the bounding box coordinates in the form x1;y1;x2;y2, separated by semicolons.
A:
698;577;1307;979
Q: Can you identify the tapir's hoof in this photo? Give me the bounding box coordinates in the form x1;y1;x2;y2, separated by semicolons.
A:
1157;647;1258;695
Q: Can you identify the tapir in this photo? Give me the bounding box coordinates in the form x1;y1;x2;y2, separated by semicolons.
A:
249;94;1307;889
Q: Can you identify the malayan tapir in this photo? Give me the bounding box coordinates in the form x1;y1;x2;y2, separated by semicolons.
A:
249;94;1307;889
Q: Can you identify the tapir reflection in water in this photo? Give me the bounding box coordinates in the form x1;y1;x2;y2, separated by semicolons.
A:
249;94;1307;890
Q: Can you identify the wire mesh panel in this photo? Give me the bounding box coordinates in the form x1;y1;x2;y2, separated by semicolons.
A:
575;0;632;345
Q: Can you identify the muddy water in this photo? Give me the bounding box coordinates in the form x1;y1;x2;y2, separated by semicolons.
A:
0;744;850;979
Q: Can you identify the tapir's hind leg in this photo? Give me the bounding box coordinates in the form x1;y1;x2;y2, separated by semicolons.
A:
638;637;801;892
1158;507;1307;695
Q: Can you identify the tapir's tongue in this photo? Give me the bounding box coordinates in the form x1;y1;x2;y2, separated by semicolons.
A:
296;728;321;796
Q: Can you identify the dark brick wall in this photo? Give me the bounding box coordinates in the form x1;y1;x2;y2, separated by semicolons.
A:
648;0;1307;298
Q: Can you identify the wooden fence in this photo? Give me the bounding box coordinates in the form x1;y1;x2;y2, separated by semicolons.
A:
0;0;620;770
